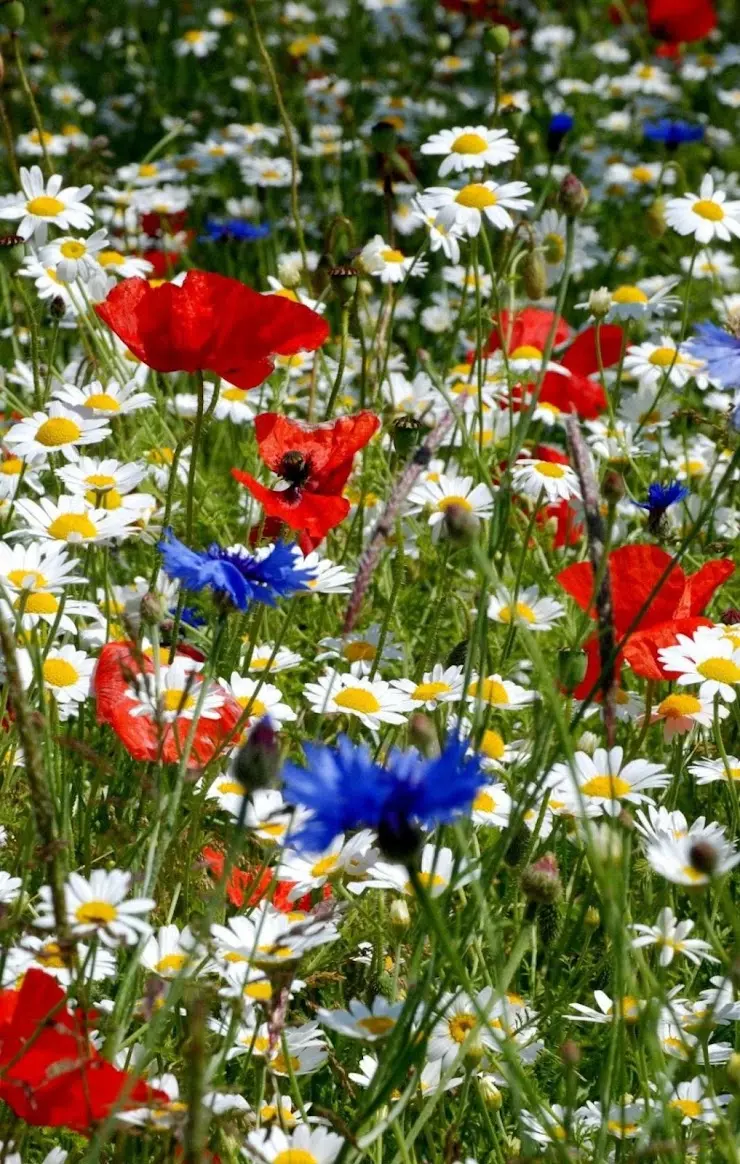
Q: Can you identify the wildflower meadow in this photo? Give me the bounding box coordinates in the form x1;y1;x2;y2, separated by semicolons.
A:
1;0;740;1159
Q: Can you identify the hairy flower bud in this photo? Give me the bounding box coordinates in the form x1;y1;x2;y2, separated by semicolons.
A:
521;852;562;904
560;1039;581;1066
232;718;279;794
485;23;510;54
557;173;588;217
443;502;480;545
645;197;667;239
584;905;600;927
479;1076;503;1110
602;468;626;503
727;1052;740;1089
577;730;599;755
522;248;547;301
408;712;439;758
389;898;411;934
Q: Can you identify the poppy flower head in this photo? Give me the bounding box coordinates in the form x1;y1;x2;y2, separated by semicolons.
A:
647;0;716;43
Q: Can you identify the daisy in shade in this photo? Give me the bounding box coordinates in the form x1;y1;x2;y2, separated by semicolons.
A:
643;821;740;886
407;473;495;530
392;664;465;710
2;934;115;987
359;235;428;283
10;495;141;544
36;869;154;947
623;337;703;389
510;456;581;503
53;377;155;416
304;669;415;729
659;625;740;703
548;746;669;818
219;673;296;730
424;180;532;238
4;405;111;462
245;643;303;674
348;843;475;897
630;907;717;966
0;165;93;243
466;673;535;711
660;1077;731;1126
689;755;740;785
487;586;564;631
420;126;518;177
646;691;725;741
566;990;644;1025
317;996;404;1042
318;624;403;676
665;174;740;244
245;1125;343;1164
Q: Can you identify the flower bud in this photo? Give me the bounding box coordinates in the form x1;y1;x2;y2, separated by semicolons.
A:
329;265;359;304
602;468;626;503
391;414;423;459
139;590;165;626
722;608;740;626
521;852;562;904
645;197;667;239
232;718;279;794
588;287;611;320
485;24;510;54
370;120;398;156
3;2;25;29
443;501;480;545
479;1076;503;1110
557;173;588;217
560;1039;581;1066
577;731;599;756
464;1039;485;1070
389;898;411;934
726;307;740;340
584;905;600;928
522;248;547;301
727;1052;740;1089
408;712;439;758
49;295;67;320
277;254;303;290
556;648;587;693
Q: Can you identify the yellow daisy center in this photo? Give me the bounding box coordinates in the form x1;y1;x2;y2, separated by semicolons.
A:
455;183;497;209
451;132;488;155
245;980;272;1002
311;854;339;877
59;239;86;260
543;232;566;264
498;601;536;624
343;641;377;663
437;494;472;512
448;1012;476;1042
162;688;195;713
580;775;631;798
406;871;446;894
98;250;125;267
534;460;565;478
468;677;509;705
381;248;405;264
222;387;249;401
36;941;66;969
184;29;205;43
510;344;543;360
17;591;59;615
631;165;653;183
48;513;97;540
84;393;121;412
697;658;740;684
412;680;451;701
607;1121;638;1136
85;473;117;490
237;696;267;718
35;417;82;447
334;687;381;714
473;790;497;813
658;693;702;717
0;457;23;476
358;1015;396;1036
43;658;79;688
612;284;648;304
26;195;65;217
155;953;187;974
648;346;682;368
671;1098;702;1119
7;567;46;589
217;781;244;796
480;729;505;760
75;900;117;925
692;199;724;221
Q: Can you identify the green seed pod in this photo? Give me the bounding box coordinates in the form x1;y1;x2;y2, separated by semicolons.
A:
522;248;547;301
556;648;587;692
3;1;25;29
645;197;667;239
329;264;359;305
484;24;510;54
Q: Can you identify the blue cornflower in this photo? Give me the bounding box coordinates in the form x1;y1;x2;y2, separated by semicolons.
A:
201;218;271;243
282;734;486;858
643;119;704;148
635;481;689;516
547;112;574;153
158;528;311;612
686;322;740;389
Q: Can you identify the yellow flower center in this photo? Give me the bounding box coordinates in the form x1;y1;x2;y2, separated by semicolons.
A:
697;658;740;684
358;1015;396;1036
412;680;451;701
163;688;195;713
543;232;566;264
18;591;59;615
473;790;497;813
406;871;446;894
343;641;377;663
35;417;82;447
455;183;497;209
75;900;118;925
98;250;125;267
36;941;66;969
381;248;405;263
84;393;121;412
245;980;272;1002
260;821;287;838
480;728;505;760
658;693;702;717
437;494;472;512
222;387;249;401
256;943;294;959
334;687;381;714
59;239;86;260
217;781;244;795
663;1034;690;1053
48;513;98;540
270;1055;302;1076
612;284;648;304
237;696;267;718
155;953;187;974
580;775;631;798
86;488;122;510
85;473;117;490
631;165;653;183
260;1103;295;1124
184;29;205;43
452;132;488;155
138;163;159;177
671;1098;702;1119
147;446;174;465
311;854;339;877
29;130;54;144
692;199;724;221
648;346;682;368
0;457;23;476
43;658;79;688
448;1012;476;1042
7;567;46;589
534;460;565;478
607;1121;638;1137
468;678;509;705
26;195;65;217
639;410;661;425
498;601;537;624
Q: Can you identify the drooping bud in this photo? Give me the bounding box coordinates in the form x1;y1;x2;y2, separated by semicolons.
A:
556;648;587;693
232;718;279;794
370;120;398;156
557;173;588;217
645;198;667;239
443;501;480;545
521;851;562;904
391;414;423;460
522;248;547;301
484;24;510;54
588;287;611;320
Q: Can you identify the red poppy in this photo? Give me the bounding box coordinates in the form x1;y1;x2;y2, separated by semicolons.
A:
201;847;325;912
487;308;624;420
647;0;716;43
93;642;242;767
95;271;330;390
440;0;515;23
557;545;734;695
232;411;380;543
0;969;166;1133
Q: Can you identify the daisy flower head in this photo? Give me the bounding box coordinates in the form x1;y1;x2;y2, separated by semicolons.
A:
465;673;535;711
511;455;581;503
39;228;108;285
359;235;428;283
623;336;703;389
245;1125;344;1164
423;180;533;238
420;125;518;177
56;457;147;503
0;166;93;244
140;924;207;979
665;174;740;245
10;495;142;545
304;669;415;730
407;473;495;530
53;378;155;417
174;28;219;56
391;664;465;710
647;690;725;741
20;644;95;707
316;996;404;1042
689;754;740;786
630;907;718;966
219;673;296;731
292;550;354;595
37;869;154;947
643;821;740;886
350;843;476;897
659;625;740;703
245;643;304;674
549;746;669;818
581;279;681;323
487;585;564;631
4;405;111;463
128;656;225;725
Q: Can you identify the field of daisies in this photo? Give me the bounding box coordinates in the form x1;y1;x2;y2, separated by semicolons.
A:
2;0;740;1160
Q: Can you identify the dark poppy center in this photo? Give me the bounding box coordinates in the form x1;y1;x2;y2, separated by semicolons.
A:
279;450;311;485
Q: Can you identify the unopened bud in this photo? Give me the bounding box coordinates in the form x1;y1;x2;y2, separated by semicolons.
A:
389;898;410;934
277;255;302;289
602;468;625;503
688;840;717;877
464;1039;485;1070
585;905;600;927
3;1;25;29
577;730;599;755
521;851;562;904
329;265;359;304
522;248;547;300
408;712;439;758
485;23;510;54
561;1039;581;1066
727;1053;740;1088
557;648;587;693
49;295;67;320
726;307;740;340
557;173;588;217
139;590;164;626
588;287;611;319
370;120;398;156
479;1076;503;1110
443;501;480;545
391;414;423;459
721;608;740;625
645;197;667;239
232;718;279;794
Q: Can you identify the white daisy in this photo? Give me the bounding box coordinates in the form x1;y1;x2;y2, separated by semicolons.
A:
316;996;404;1042
623;336;703;389
128;657;225;724
304;669;415;729
646;691;725;741
293;550;354;595
630;908;717;967
665;174;740;245
407;473;495;528
689;754;740;786
53;378;155;416
38;228;108;283
659;625;740;703
10;495;141;544
423;180;533;238
140;924;208;978
349;844;475;897
420;126;518;177
511;456;580;503
359;235;428;283
219;673;296;730
487;586;564;631
36;869;154;947
466;673;535;711
17;644;95;705
548;746;669;818
0;165;93;243
174;28;219;56
245;1125;343;1164
4;405;111;462
245;643;304;674
318;624;403;676
391;664;465;709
